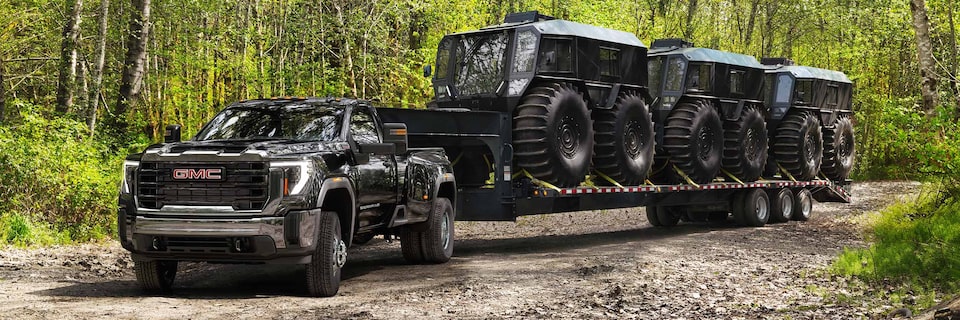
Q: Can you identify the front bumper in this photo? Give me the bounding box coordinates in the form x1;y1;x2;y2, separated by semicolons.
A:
119;203;322;264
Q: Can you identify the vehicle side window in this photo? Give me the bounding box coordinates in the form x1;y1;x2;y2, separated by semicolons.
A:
648;58;664;97
826;84;839;108
775;74;793;103
538;38;572;72
599;47;620;77
350;109;380;144
730;69;745;94
664;57;686;92
686;63;711;92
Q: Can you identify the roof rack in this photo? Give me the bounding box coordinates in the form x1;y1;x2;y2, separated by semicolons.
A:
760;57;795;66
652;38;695;49
504;11;555;23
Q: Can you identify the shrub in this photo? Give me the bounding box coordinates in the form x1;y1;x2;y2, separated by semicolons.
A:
0;102;123;244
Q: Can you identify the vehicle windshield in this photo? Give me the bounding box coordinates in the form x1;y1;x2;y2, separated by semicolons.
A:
453;32;508;96
194;105;344;142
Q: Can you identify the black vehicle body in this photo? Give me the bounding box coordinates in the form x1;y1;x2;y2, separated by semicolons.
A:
431;11;650;112
646;39;767;148
118;98;455;294
760;58;853;130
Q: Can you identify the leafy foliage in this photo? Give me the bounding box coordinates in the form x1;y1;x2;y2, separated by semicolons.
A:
0;102;121;244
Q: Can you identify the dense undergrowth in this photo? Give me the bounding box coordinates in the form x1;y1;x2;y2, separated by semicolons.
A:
834;100;960;310
0;102;127;246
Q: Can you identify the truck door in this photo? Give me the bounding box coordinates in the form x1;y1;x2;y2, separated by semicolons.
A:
348;107;399;206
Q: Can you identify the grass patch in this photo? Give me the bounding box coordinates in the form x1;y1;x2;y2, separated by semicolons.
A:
833;183;960;310
0;212;71;247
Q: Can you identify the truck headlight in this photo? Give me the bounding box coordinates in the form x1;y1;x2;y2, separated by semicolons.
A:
121;160;139;194
270;160;313;195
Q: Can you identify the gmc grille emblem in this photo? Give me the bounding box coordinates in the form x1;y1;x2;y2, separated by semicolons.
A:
172;168;224;180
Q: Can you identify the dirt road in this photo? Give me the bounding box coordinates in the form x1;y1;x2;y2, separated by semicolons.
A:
0;181;924;319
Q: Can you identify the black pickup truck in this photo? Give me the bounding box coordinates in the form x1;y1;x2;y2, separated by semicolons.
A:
118;97;456;296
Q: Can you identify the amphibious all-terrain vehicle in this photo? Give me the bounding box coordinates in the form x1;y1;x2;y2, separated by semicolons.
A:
761;58;855;182
429;11;654;187
647;39;769;184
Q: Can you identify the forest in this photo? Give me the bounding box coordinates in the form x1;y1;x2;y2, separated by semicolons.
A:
0;0;959;294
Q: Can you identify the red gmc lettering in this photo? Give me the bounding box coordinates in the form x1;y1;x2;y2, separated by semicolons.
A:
172;168;222;180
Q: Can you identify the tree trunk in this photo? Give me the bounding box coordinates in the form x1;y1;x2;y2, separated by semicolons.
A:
683;0;698;40
909;0;939;114
113;0;151;133
948;0;960;120
56;0;84;114
743;0;761;50
88;0;108;133
0;58;6;123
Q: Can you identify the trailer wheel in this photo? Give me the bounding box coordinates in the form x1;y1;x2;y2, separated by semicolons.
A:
734;189;769;227
722;104;768;182
645;206;663;227
768;188;795;223
656;206;682;227
134;260;177;293
774;111;822;180
420;198;455;263
306;211;345;297
663;99;723;184
792;189;814;221
514;83;594;187
592;92;655;185
821;116;855;181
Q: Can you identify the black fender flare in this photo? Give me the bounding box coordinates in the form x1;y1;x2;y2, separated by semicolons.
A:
316;177;356;246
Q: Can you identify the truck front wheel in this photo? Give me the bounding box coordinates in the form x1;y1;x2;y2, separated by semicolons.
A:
134;260;177;293
306;211;345;297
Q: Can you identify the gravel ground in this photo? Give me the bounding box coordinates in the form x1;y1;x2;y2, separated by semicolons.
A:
0;181;931;319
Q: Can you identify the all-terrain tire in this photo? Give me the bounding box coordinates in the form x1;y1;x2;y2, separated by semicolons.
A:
821;116;855;181
306;211;346;297
400;226;425;264
513;83;594;187
134;260;178;293
421;198;455;263
592;92;655;185
662;99;724;184
773;111;822;180
722;104;768;182
767;188;795;223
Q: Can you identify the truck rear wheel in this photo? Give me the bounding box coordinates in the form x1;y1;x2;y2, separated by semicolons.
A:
134;260;177;293
821;116;855;181
734;189;770;227
421;198;455;263
792;189;813;221
513;83;594;187
592;92;655;185
663;99;723;184
774;111;822;180
722;104;768;182
401;198;455;264
768;188;794;223
306;211;345;297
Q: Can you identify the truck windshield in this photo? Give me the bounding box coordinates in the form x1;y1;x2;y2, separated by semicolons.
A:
454;32;508;96
194;106;344;142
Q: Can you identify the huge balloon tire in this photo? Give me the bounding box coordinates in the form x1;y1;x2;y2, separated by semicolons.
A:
513;83;594;187
773;111;822;180
722;104;768;182
592;92;655;186
821;116;855;181
662;99;724;184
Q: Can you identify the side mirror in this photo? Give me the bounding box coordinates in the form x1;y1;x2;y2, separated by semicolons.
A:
382;123;408;154
164;124;182;143
423;65;432;78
